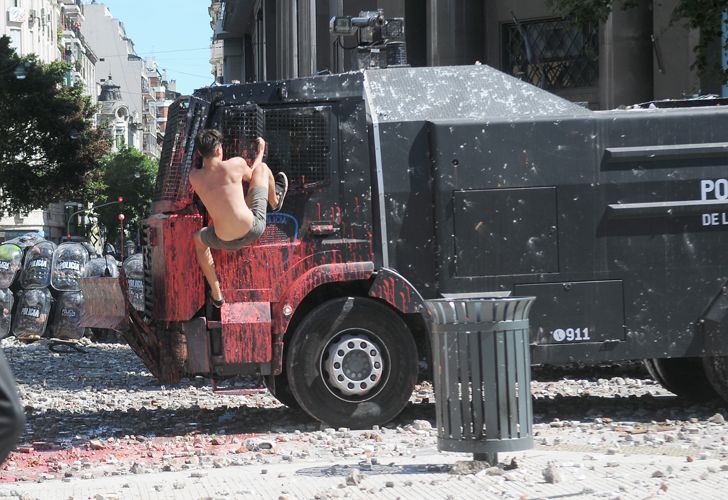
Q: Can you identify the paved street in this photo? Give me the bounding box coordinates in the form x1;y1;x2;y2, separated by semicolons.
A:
2;339;728;499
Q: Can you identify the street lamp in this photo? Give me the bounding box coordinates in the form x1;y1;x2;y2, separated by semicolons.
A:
118;213;126;261
66;197;124;239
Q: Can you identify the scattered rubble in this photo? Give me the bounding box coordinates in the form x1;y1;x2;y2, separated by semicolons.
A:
2;337;728;498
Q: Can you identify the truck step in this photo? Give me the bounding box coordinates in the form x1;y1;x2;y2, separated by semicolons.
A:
212;386;267;396
211;378;267;396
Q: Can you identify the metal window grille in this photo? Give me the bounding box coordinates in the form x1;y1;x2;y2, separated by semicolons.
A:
153;97;209;205
215;104;331;190
502;18;598;90
264;107;332;190
218;105;265;159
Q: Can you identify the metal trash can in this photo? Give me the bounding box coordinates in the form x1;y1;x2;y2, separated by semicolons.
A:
426;297;535;464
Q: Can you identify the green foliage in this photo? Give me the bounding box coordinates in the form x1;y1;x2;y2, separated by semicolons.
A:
0;36;109;215
546;0;728;82
545;0;619;25
672;0;728;79
92;147;158;242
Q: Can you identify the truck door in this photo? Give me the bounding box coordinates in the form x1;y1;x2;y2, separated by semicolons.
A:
210;103;341;280
207;103;351;369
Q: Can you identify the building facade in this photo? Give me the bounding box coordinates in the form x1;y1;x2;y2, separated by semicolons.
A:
60;0;97;105
0;0;94;242
144;58;179;154
0;0;60;63
209;0;724;110
80;3;145;152
0;0;176;242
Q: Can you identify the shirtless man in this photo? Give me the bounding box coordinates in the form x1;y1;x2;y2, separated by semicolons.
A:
190;129;288;307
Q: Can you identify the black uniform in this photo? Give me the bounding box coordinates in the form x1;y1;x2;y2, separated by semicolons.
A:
0;349;24;464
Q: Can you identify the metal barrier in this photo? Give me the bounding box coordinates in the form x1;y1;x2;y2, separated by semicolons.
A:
426;297;535;464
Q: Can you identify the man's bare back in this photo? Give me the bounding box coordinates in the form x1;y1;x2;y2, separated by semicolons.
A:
189;148;258;241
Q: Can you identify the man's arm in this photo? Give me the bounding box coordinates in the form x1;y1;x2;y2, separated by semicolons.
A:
230;157;254;182
252;137;266;169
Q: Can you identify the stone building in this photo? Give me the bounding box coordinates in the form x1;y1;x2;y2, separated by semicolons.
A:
209;0;727;109
60;0;96;103
80;2;148;152
0;0;175;241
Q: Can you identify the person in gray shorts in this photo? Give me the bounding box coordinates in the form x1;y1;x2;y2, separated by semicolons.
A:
190;130;288;307
198;184;269;251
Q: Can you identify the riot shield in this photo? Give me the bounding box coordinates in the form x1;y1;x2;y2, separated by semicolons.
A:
0;288;13;339
84;256;119;278
19;241;56;290
12;288;51;341
51;242;89;292
51;291;85;340
0;243;23;289
123;253;144;312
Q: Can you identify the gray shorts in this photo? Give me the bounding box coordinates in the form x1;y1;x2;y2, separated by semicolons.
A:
199;186;267;250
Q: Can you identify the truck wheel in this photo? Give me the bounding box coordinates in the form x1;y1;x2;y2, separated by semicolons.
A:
644;358;719;402
286;297;418;429
264;371;301;410
702;356;728;403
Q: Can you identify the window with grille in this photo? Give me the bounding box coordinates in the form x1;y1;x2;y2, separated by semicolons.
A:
502;18;598;90
264;106;332;191
218;105;265;159
215;104;332;191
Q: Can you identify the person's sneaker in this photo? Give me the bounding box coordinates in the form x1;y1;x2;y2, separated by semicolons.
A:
212;297;225;308
273;172;288;212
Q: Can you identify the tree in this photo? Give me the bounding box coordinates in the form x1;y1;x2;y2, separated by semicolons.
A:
0;36;109;215
546;0;728;82
92;147;158;246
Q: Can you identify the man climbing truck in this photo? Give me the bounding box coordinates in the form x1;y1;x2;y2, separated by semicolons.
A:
190;131;288;308
81;64;728;429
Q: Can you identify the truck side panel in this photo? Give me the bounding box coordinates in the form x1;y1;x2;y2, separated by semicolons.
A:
370;120;437;295
428;107;728;363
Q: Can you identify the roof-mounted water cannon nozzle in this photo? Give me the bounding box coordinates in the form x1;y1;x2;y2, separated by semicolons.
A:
330;9;385;35
351;9;385;28
329;9;407;70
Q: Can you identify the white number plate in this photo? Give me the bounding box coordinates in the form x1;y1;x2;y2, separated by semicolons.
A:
551;328;591;342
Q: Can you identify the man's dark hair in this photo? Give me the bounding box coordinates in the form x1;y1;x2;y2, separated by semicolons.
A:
195;129;224;158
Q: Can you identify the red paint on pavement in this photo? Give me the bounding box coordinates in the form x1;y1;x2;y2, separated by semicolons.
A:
0;433;258;483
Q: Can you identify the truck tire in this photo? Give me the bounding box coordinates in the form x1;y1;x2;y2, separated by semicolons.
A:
285;297;418;429
264;371;301;410
644;358;719;402
702;356;728;403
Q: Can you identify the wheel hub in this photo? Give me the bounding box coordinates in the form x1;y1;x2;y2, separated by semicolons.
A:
324;333;384;397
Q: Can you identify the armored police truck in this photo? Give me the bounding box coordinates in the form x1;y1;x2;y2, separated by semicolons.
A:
83;63;728;429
